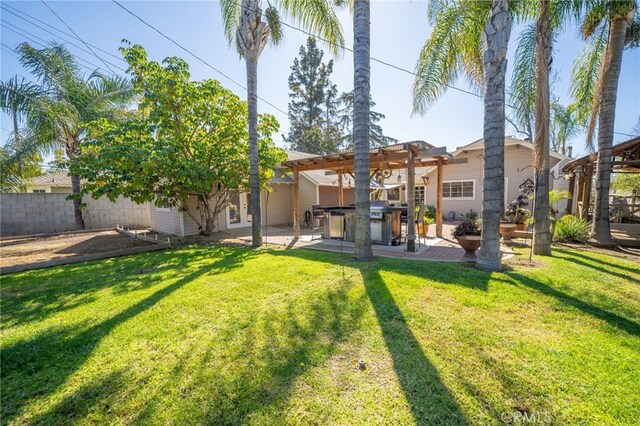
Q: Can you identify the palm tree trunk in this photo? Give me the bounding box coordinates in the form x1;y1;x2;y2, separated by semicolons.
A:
533;0;552;255
70;173;84;229
591;15;629;245
246;57;262;247
353;0;373;260
476;0;511;272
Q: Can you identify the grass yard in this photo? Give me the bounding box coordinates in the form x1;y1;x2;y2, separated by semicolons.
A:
1;245;639;425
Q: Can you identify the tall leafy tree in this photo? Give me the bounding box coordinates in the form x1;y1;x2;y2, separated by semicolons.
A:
284;37;340;155
569;0;638;245
2;42;132;228
337;91;397;149
352;0;373;260
72;45;284;235
220;0;343;247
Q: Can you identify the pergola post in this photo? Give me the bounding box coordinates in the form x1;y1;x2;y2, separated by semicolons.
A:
338;172;344;207
293;167;300;238
565;172;575;216
576;169;585;219
407;148;416;252
581;164;594;220
436;157;444;237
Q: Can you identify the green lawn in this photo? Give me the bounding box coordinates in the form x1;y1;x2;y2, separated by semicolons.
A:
1;245;639;425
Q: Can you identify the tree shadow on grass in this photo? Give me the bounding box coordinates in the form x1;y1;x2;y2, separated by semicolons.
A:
552;248;640;283
124;274;370;424
1;248;256;424
361;267;470;425
504;271;640;337
0;246;234;329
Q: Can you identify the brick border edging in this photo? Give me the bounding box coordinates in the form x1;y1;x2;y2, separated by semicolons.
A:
0;243;170;275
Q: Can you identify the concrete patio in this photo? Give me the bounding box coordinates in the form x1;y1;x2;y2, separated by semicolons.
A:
224;223;514;262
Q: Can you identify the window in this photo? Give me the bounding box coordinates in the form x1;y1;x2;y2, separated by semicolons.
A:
155;197;171;212
415;186;425;205
32;189;46;193
387;187;401;201
443;180;475;200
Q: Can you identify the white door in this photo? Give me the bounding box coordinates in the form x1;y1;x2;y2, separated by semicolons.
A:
227;193;252;228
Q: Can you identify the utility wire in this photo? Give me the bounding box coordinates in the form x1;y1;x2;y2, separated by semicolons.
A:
40;0;118;74
1;25;113;75
0;7;128;72
0;3;127;64
110;0;287;116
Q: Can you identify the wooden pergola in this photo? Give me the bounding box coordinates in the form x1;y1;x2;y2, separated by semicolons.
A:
283;141;466;251
562;136;640;220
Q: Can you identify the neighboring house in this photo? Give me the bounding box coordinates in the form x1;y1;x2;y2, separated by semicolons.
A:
26;171;72;193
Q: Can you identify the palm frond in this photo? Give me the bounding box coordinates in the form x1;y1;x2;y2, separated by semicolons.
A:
509;24;537;139
276;0;345;55
413;0;487;115
219;0;243;44
569;22;607;151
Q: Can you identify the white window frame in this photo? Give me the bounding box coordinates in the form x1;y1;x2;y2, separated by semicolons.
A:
155;197;171;212
415;185;426;205
442;179;476;201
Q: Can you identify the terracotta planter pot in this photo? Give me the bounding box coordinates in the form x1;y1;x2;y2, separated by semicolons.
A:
499;223;516;239
515;223;527;231
456;235;481;261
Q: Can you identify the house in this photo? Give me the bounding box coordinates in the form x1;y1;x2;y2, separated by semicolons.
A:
151;138;572;236
419;137;570;218
26;171;73;193
374;137;570;219
150;150;349;236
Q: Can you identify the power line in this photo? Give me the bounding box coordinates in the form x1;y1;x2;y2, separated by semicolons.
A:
110;0;287;116
40;0;117;74
1;25;113;75
0;3;126;63
0;6;127;72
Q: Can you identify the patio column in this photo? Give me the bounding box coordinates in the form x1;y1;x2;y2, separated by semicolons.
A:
576;169;585;219
565;172;575;215
407;148;416;252
338;172;344;207
293;167;300;238
581;164;594;220
436;157;444;237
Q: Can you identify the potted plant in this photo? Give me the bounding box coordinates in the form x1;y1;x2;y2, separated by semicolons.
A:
422;216;434;238
504;194;530;230
451;218;482;260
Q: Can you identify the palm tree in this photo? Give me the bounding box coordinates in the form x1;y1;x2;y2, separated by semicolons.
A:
4;42;132;228
0;76;43;191
352;0;373;260
532;0;552;256
551;102;580;155
569;0;637;245
476;0;512;271
412;0;514;269
220;0;343;247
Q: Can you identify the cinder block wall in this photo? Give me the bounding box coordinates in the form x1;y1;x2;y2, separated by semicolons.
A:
84;196;151;229
0;193;151;237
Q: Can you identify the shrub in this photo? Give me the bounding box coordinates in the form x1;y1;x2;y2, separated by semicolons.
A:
423;216;434;226
553;215;590;243
451;218;481;238
463;209;479;221
424;204;436;219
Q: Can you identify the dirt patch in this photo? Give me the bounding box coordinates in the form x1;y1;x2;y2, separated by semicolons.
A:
0;230;153;268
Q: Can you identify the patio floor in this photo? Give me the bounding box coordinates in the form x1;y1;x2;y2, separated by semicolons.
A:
224;223;514;262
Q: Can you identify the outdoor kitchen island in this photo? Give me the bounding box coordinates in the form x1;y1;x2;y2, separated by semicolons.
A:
321;201;395;245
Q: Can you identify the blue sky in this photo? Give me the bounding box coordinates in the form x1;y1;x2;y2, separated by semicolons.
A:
1;0;639;160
